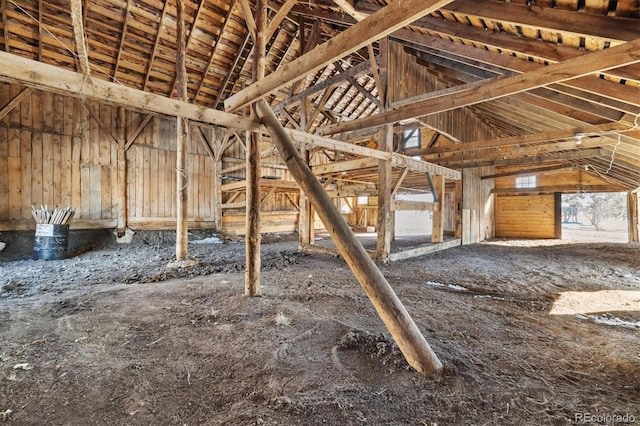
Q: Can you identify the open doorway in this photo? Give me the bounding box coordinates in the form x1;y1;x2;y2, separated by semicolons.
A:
561;192;628;242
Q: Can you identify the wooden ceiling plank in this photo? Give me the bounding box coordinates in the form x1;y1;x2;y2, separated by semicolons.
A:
394;31;640;112
142;0;170;92
213;31;251;109
195;0;237;103
224;0;455;112
70;0;90;76
0;51;259;130
273;60;370;112
319;37;640;135
321;1;638;84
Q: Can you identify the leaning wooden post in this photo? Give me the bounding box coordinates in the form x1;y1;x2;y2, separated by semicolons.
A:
256;99;443;376
245;0;267;296
175;0;189;260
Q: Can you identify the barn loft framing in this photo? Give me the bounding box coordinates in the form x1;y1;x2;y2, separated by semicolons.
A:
1;0;639;373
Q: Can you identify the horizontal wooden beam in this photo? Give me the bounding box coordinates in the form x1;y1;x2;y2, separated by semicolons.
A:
446;148;606;169
312;157;378;175
481;165;569;180
0;51;260;131
439;1;637;45
407;122;632;157
392;200;437;212
224;0;454;112
287;129;461;179
317;38;640;135
492;184;626;195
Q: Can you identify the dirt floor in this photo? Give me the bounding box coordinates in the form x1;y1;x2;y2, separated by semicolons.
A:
0;229;639;425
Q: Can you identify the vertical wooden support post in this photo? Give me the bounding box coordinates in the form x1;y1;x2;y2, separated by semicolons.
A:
298;146;312;248
376;124;392;263
245;0;267;296
628;190;639;243
256;99;443;376
554;192;562;239
175;0;189;260
431;175;444;243
116;106;127;237
213;131;222;231
454;179;462;239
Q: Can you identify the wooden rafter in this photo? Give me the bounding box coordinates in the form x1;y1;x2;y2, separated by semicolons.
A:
318;38;640;135
393;31;640;114
238;0;257;41
267;0;297;39
0;51;259;130
444;148;606;169
407;122;633;157
274;60;371;112
224;0;455;111
213;31;251;109
142;0;170;92
112;0;132;80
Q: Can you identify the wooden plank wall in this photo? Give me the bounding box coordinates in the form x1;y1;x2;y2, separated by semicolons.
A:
495;194;556;238
494;166;615;190
463;168;495;243
389;41;498;242
1;82;299;233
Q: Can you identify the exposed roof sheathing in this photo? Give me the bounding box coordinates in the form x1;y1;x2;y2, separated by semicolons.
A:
1;0;639;189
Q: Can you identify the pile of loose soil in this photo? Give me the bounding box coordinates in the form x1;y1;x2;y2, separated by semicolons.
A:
0;231;638;425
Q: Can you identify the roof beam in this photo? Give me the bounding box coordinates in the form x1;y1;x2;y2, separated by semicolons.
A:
318;37;640;135
112;0;132;80
194;0;237;102
481;165;570;180
224;0;454;112
437;1;638;46
267;0;297;39
238;0;257;42
0;51;259;131
273;59;371;112
142;0;169;91
407;122;633;156
286;128;461;179
393;31;640;113
332;0;367;21
444;148;606;169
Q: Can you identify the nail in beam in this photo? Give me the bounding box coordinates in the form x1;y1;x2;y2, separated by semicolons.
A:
255;99;443;376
